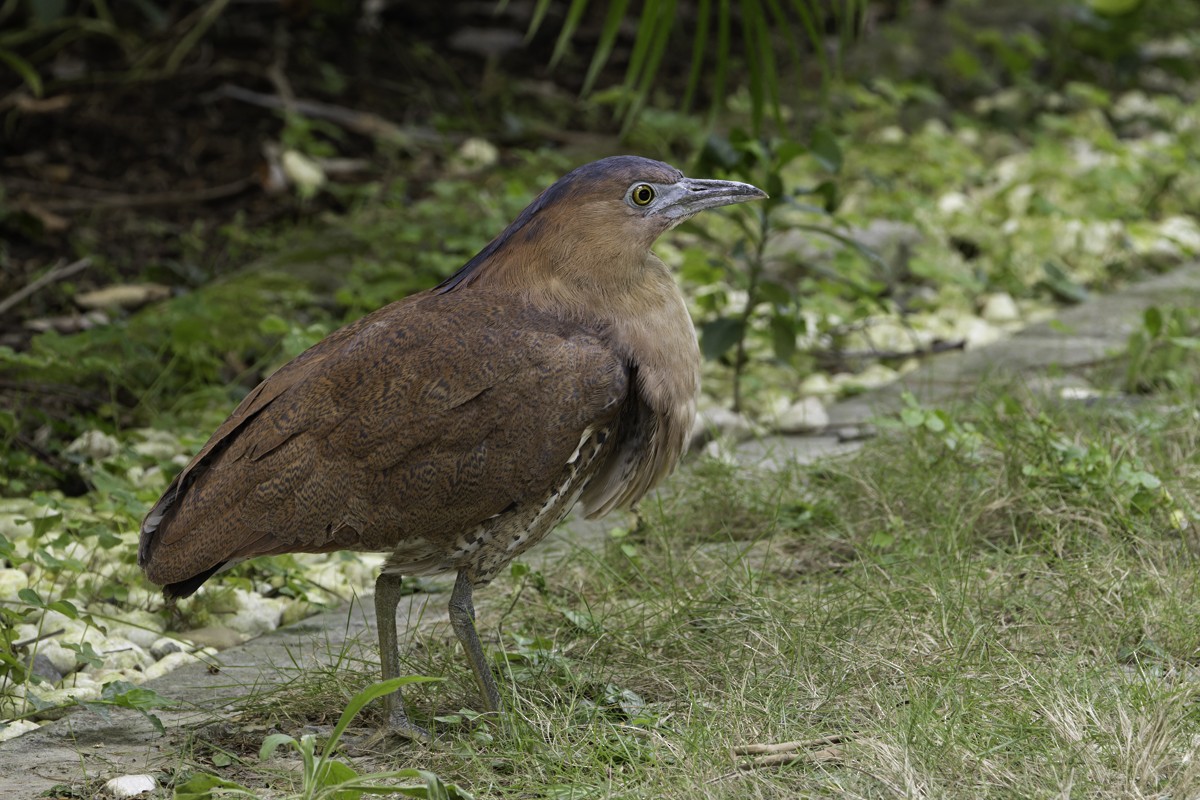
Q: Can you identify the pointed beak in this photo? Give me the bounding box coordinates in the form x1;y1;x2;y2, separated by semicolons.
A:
658;177;768;220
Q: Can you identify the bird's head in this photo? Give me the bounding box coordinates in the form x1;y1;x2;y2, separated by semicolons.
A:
544;156;768;245
437;156;766;295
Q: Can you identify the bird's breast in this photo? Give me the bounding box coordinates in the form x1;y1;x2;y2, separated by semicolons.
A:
383;423;614;584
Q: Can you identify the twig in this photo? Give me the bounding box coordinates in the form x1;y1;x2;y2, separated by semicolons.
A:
732;733;849;755
736;746;843;770
818;339;967;364
13;628;65;650
208;83;439;145
0;257;90;317
35;179;253;212
705;733;850;781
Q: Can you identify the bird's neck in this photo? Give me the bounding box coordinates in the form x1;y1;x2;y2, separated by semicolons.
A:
485;245;700;442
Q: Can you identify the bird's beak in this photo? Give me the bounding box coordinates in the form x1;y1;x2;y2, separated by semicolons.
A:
658;177;768;220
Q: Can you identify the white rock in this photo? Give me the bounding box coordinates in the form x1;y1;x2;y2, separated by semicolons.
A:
1157;215;1200;253
453;137;499;172
1112;90;1165;122
142;650;204;681
102;609;166;651
30;682;101;709
103;774;157;798
0;719;39;743
281;149;326;196
980;292;1021;324
149;637;187;660
88;638;152;672
775;397;830;433
131;429;182;460
840;363;900;391
690;407;756;446
226;589;285;637
37;640;77;677
65;430;120;461
873;125;905;144
0;512;35;540
799;373;838;396
937;192;970;215
0;567;29;598
961;317;1004;349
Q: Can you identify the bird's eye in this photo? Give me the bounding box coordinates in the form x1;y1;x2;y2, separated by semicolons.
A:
630;184;655;206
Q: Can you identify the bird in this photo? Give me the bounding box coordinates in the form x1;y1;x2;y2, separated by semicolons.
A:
138;155;766;740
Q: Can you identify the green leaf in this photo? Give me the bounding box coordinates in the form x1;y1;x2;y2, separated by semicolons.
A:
700;317;744;360
0;48;43;97
1143;307;1163;337
770;315;797;362
173;772;253;800
259;732;297;761
320;675;442;762
810;128;843;173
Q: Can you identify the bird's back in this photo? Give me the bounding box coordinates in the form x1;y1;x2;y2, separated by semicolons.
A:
138;289;632;596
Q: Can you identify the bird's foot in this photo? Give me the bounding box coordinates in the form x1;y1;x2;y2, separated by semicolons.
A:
385;710;432;744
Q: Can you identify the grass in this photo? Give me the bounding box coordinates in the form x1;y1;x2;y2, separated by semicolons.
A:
170;350;1200;798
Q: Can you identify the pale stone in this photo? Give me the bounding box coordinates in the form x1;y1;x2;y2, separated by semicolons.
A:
1158;215;1200;253
281;149;326;195
937;191;970;215
799;373;837;396
453;137;499;172
689;407;756;448
74;284;169;311
0;567;29;598
961;317;1004;349
65;430;120;461
178;625;247;651
101;609;165;651
841;363;900;391
980;292;1021;324
86;668;146;686
90;638;152;672
0;512;34;539
149;636;186;660
874;125;905;143
142;650;204;681
226;589;286;637
131;429;180;460
103;774;157;799
775;397;830;433
0;720;39;743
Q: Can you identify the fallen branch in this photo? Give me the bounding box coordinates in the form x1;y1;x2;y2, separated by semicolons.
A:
209;83;442;146
704;733;850;781
732;733;849;756
13;628;66;650
36;178;254;212
0;257;91;317
735;745;843;771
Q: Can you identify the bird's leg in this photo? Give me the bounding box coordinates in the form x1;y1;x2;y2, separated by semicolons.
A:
449;569;502;712
374;572;430;741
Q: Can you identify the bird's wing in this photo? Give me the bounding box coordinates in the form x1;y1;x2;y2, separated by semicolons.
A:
139;292;627;589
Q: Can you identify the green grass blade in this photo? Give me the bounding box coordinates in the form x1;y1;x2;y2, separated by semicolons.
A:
581;0;630;95
320;675;442;762
524;0;554;40
681;0;711;113
0;47;43;96
550;0;590;67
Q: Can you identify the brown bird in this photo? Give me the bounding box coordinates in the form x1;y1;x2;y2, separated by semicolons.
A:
138;155;765;739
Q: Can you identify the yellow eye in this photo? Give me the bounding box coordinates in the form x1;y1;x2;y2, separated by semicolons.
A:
630;184;655;206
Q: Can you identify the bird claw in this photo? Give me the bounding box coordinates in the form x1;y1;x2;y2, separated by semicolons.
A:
387;711;432;743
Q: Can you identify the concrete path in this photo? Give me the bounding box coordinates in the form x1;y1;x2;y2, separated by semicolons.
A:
2;261;1196;797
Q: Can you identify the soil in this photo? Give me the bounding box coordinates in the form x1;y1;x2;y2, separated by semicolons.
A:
0;1;633;336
